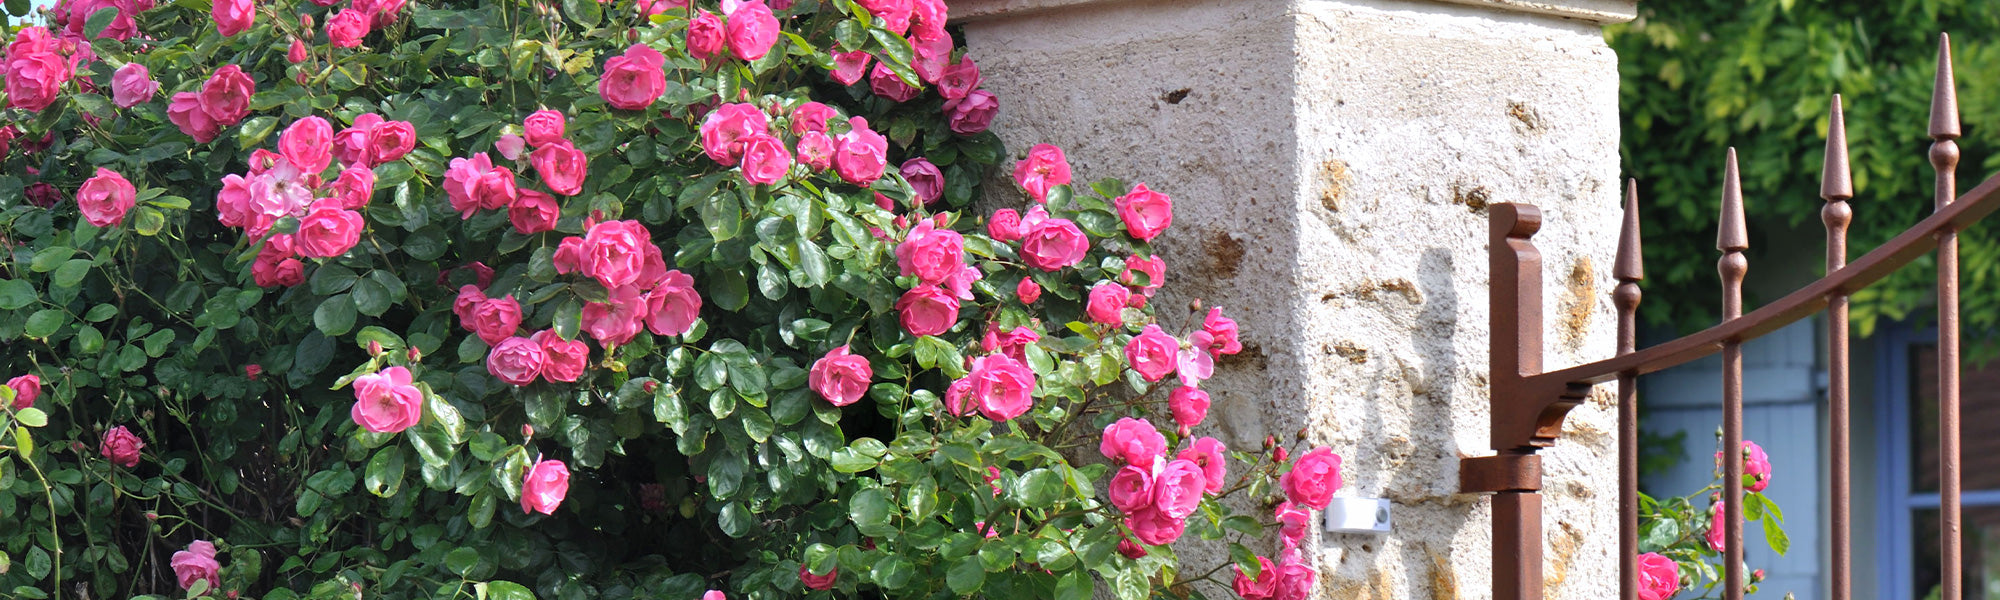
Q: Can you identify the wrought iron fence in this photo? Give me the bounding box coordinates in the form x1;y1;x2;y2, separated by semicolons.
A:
1459;33;1998;600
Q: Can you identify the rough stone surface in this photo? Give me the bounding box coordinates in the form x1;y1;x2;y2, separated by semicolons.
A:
960;0;1625;597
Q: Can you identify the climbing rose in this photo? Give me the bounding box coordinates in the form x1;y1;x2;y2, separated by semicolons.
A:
1280;446;1343;509
1179;437;1228;493
830;50;870;85
1152;458;1207;518
1123;254;1166;296
834;117;889;184
799;565;837;590
600;44;667;110
199;64;254;125
988;208;1023;241
7;374;41;409
724;0;779;61
1087;282;1131;325
1015;277;1041;304
700;103;770;166
1205;307;1243;355
531;141;588;196
212;0;253;36
643;270;703;336
293;205;364;258
521;460;571;515
523;110;566;148
1636;552;1681;600
796;132;833;171
369;120;417;164
895;220;965;284
911;28;952;83
111;63;159;108
100;426;144;468
465;295;524;346
1169;386;1210;429
533;330;588;383
331;167;376;209
1020;211;1087;271
333;113;385;166
869;62;920;102
1108;465;1153;512
582;286;648;347
686;10;725;61
251;238;305;288
1705;501;1726;552
856;0;912;33
968;354;1036;421
1125;325;1179;382
1126;506;1185;545
1115;183;1174;241
288;37;309;63
508;189;560;234
939;57;982;100
280;116;335;175
350;366;422;434
578;220;651;289
1013;144;1072;203
171;541;221;591
326;8;370;48
738;135;792;185
76;168;136;227
945;89;998;135
702;592;726;600
902;158;945;205
487;337;547;386
1716;440;1773;493
167;92;220;142
1099;417;1166;468
1273;553;1315;600
895;285;959;337
1274;502;1311;549
809;345;872;407
792;101;837;135
1117;537;1149;559
495;134;526;160
1232;556;1279;600
3;50;66;112
444;153;513;217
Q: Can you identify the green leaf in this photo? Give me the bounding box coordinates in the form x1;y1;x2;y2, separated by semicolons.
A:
702;191;743;242
719;502;752;538
364;446;407;498
83;6;116;39
850;488;897;537
0;279;35;310
51;258;91;288
946;556;986;594
14;408;47;428
561;0;601;26
352;277;392;317
29;247;74;272
1011;468;1065;508
444;547;481;577
132;206;166;236
1056;568;1093;600
310;264;359;295
237;116;279;149
408;424;454;467
1762;510;1790;555
871;556;915;590
314;294;357;336
484;581;536;600
24;309;63;338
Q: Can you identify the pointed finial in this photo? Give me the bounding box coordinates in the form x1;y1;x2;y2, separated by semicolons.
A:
1718;148;1748;252
1822;94;1853;200
1931;33;1961;139
1616;179;1644;282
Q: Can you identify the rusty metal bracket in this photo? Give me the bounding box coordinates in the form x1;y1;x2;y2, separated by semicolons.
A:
1460;453;1542;493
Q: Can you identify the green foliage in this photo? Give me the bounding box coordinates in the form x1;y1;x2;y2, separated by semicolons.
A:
1610;1;2000;338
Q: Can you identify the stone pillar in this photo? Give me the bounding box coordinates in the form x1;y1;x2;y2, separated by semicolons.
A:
955;1;1635;598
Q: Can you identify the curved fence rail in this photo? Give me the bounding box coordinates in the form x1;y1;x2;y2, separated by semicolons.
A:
1460;33;1993;600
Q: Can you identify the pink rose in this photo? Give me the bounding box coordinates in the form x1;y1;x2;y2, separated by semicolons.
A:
251;238;305;287
523;109;566;149
521;459;571;515
799;565;837;590
987;209;1023;241
969;354;1036;421
1274;502;1310;549
63;0;138;40
869;62;919;103
495;134;526;161
1636;552;1681;600
1705;501;1726;553
280;116;335;174
1178;340;1214;386
326;8;371;48
77;167;136;227
644;270;703;336
1012;144;1071;203
834;117;889;185
212;0;253;36
1107;465;1153;513
100;425;145;468
1098;417;1165;468
4;50;68;112
910;28;952;83
791;101;837;135
288;37;309;63
1280;446;1342;509
1117;537;1149;559
1019;214;1086;272
830;50;871;86
894;220;964;284
1087;282;1130;325
369;120;417;164
1152;458;1206;519
687;10;725;61
371;0;406;26
703;592;726;600
724;0;779;61
739;135;792;185
1125;506;1185;546
1124;325;1178;382
167;92;220;142
939;57;982;100
1015;277;1041;304
582;285;648;347
25;183;61;208
1169;386;1209;430
856;0;912;33
465;295;524;346
943;377;974;416
533;330;588;383
1716;440;1773;493
199;64;254;126
1178;437;1227;493
1122;254;1166;296
1273;554;1315;600
329;167;376;209
531;141;589;196
111;63;158;108
333;113;383;166
795;132;833;172
944;89;997;135
6;374;41;410
170;541;221;591
894;284;959;337
1232;556;1278;600
509;189;560;234
578;220;651;289
600;44;667;110
1204;307;1242;355
700;103;770;166
809;345;873;406
487;336;547;386
911;0;946;36
444;153;501;217
1114;183;1173;241
350;366;422;433
294;204;364;258
945;264;981;301
901;158;944;205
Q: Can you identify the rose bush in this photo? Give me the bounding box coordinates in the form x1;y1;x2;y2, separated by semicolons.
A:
1634;438;1789;598
0;0;1338;598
